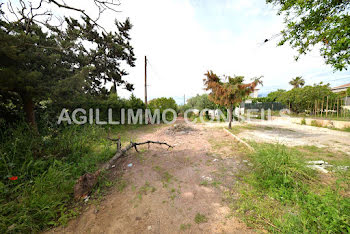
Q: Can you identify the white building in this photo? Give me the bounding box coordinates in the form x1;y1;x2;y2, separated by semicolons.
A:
249;88;259;98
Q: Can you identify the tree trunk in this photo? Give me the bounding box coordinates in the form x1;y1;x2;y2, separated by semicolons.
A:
228;104;233;129
326;96;329;118
21;93;38;132
114;81;118;95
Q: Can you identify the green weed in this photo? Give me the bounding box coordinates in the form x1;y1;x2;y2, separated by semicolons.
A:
0;123;147;233
232;144;350;233
180;223;191;231
194;213;208;224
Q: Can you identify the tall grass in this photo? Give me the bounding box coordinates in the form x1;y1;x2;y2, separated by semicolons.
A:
0;124;125;233
233;144;350;233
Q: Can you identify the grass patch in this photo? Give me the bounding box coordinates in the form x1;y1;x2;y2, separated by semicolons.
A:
228;124;257;135
297;145;350;164
136;181;156;201
231;143;350;233
153;166;175;188
342;127;350;132
180;223;191;231
200;180;222;188
0;123;153;233
194;213;208;224
208;134;247;158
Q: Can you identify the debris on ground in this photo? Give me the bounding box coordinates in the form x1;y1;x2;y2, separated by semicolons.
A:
307;161;330;173
127;163;133;167
74;171;100;200
201;175;213;182
166;124;195;135
83;195;90;203
307;161;349;173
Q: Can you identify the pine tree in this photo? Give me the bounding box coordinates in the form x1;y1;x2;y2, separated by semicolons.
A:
0;4;136;130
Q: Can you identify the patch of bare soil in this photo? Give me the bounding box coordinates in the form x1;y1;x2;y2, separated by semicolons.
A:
236;120;350;155
48;119;253;234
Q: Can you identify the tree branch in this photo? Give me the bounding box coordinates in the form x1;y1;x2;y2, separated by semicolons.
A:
102;140;174;170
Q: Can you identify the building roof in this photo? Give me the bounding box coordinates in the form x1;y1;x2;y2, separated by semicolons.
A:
332;83;350;90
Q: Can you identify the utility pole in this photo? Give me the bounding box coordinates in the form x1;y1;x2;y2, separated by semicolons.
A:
145;56;148;108
144;56;149;125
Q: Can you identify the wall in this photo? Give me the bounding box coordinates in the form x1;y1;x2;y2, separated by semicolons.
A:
271;116;350;129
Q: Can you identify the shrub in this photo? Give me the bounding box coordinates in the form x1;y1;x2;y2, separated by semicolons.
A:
234;144;350;233
0;124;116;233
148;97;177;122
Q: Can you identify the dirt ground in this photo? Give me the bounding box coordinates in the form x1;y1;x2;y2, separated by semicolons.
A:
202;119;350;155
236;119;350;155
49;119;253;234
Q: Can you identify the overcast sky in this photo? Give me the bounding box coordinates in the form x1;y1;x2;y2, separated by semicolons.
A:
9;0;350;104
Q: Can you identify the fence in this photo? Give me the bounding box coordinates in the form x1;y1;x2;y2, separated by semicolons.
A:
344;97;350;106
242;102;286;111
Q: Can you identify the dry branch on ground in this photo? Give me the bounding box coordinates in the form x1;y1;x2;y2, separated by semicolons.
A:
73;135;174;199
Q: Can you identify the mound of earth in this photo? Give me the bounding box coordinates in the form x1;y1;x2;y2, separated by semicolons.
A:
166;123;195;135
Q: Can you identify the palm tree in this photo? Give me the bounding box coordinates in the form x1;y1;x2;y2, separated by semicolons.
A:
289;76;305;89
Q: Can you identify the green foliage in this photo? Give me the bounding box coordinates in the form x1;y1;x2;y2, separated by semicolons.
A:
289;76;305;89
275;83;337;113
267;0;350;71
234;144;350;233
0;124;107;232
0;123;143;233
0;5;135;128
187;94;216;110
301;118;306;125
179;223;191;231
266;89;286;102
251;97;268;103
194;213;208;224
177;104;192;114
148;97;177;121
343;127;350;132
32;93;145;131
0;2;142;233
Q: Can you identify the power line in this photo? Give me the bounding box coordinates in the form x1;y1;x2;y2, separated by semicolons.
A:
257;32;283;47
326;77;350;82
146;58;162;80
